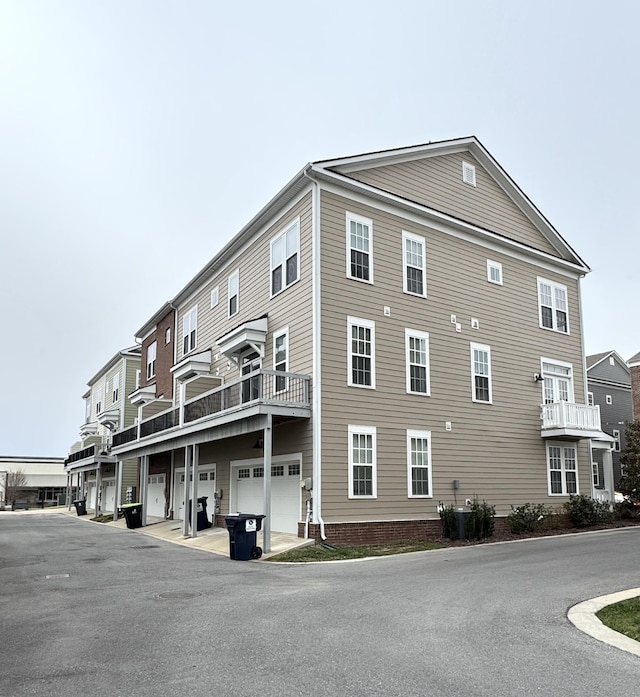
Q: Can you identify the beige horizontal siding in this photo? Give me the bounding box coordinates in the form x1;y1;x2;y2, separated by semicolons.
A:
123;360;140;427
344;152;561;256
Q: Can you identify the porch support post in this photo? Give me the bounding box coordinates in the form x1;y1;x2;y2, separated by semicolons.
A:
182;445;191;536
95;465;102;515
114;459;123;522
262;413;272;554
140;455;149;526
602;446;615;505
190;445;200;539
67;474;72;510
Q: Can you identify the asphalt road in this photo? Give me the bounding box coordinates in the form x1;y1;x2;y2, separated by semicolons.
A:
1;512;639;697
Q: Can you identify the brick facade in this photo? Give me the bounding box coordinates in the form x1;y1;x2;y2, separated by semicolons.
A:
141;309;175;400
631;364;640;421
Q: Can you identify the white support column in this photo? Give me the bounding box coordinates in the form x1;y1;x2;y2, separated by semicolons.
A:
263;414;272;554
95;466;102;515
182;445;191;536
114;460;123;522
169;450;175;520
190;444;200;539
67;474;72;510
140;455;149;526
602;447;615;505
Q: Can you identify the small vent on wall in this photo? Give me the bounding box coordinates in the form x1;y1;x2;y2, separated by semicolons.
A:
462;161;476;187
455;323;462;333
471;318;480;329
450;314;457;324
383;306;391;317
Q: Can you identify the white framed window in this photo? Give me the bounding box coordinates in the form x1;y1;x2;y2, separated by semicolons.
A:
228;269;239;317
470;343;492;403
402;231;426;297
347;317;375;388
147;341;157;380
273;328;289;394
348;425;377;498
587;391;594;406
407;430;432;498
613;429;621;452
183;306;197;355
487;260;503;285
165;327;171;344
606;394;613;405
462;161;476;187
210;286;219;308
85;398;91;423
538;278;569;333
271;219;300;295
135;370;141;389
547;443;578;495
95;387;103;415
112;372;120;403
592;462;600;487
346;212;373;283
405;329;430;395
541;359;574;404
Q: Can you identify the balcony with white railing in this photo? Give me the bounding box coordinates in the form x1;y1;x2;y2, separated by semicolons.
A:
540;401;604;440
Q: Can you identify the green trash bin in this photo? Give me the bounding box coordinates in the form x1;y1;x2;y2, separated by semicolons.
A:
121;503;143;529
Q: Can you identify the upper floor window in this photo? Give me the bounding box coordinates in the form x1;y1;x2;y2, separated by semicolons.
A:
587;391;594;406
613;429;621;452
348;317;375;388
274;329;289;393
471;343;492;403
547;444;578;495
271;220;299;295
538;278;569;333
135;370;141;389
147;341;157;380
606;394;613;405
346;212;373;283
228;270;239;317
165;327;171;344
405;329;430;395
487;260;503;285
95;387;103;415
541;359;573;404
112;372;120;403
403;231;426;297
210;286;219;308
183;306;198;355
407;430;432;498
348;425;377;498
85;398;91;423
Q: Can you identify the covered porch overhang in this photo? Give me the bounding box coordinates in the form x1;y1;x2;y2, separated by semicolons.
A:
216;315;268;363
590;434;617;504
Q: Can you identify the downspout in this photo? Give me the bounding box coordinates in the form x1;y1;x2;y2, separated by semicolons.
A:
306;168;327;540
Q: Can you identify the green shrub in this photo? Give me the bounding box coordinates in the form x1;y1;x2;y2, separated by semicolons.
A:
564;494;613;527
438;503;458;539
466;499;495;540
506;503;553;534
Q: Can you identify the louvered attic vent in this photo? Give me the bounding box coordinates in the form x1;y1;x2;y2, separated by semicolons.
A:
462;161;476;187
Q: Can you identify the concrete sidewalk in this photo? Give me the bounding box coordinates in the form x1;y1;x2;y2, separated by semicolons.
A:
55;505;312;559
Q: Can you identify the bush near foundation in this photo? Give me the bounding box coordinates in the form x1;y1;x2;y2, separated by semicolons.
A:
506;503;553;534
564;494;613;527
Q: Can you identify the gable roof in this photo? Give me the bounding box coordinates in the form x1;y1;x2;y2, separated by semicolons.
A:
586;350;630;375
628;351;640;366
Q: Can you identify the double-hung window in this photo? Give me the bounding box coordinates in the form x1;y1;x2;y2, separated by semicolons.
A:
210;286;219;308
541;360;573;404
403;231;426;297
147;341;157;380
346;213;373;283
273;329;288;393
405;329;430;395
471;343;492;403
271;220;299;295
613;429;621;452
348;317;375;388
183;307;197;355
538;278;569;333
547;444;578;495
112;372;120;403
95;387;103;415
348;425;376;498
407;430;432;497
228;270;239;317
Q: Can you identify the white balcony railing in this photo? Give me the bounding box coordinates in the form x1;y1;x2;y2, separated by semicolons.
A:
540;401;601;431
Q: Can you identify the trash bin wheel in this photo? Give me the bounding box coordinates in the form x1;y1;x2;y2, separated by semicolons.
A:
250;546;263;560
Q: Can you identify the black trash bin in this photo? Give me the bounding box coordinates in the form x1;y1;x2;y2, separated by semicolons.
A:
189;496;213;531
73;499;87;516
121;502;143;529
225;514;266;560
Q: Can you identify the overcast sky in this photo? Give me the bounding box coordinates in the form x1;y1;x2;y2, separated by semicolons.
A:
1;0;638;457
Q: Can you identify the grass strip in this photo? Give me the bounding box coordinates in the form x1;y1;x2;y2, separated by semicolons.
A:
597;597;640;642
267;540;443;562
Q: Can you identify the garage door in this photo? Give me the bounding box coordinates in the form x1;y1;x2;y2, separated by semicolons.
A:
102;480;116;512
147;474;166;518
234;462;300;534
87;483;97;511
173;468;216;521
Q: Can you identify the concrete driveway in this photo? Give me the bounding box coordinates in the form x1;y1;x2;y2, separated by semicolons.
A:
1;511;639;697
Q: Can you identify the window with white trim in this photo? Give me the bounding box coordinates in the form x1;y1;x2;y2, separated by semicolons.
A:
85;398;91;423
538;278;569;333
165;327;171;344
135;370;141;389
402;231;426;297
210;286;219;308
112;372;120;403
487;260;503;285
228;270;239;317
348;317;375;388
547;444;578;495
147;341;157;380
348;425;376;498
592;461;600;487
346;213;372;283
407;430;432;497
183;306;197;355
462;161;476;186
274;329;288;393
541;360;573;404
405;329;430;395
471;343;492;403
613;429;621;452
95;387;103;415
606;394;613;405
271;219;299;295
587;391;594;406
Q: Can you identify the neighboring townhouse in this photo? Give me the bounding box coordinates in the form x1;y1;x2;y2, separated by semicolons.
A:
628;351;640;420
65;347;141;515
107;136;613;548
586;351;632;489
0;456;66;508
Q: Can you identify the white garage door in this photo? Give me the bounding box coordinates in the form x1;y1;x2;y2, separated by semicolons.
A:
87;483;97;511
102;480;116;512
234;462;301;534
147;474;166;518
173;467;216;521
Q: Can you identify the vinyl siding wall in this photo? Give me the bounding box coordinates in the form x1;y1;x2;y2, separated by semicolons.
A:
319;189;589;521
